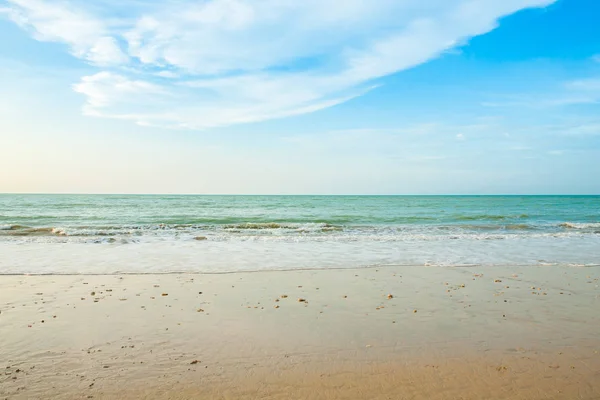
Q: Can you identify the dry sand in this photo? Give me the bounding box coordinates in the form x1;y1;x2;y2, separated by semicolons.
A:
1;265;599;399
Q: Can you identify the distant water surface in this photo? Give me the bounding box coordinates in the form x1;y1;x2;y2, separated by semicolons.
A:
1;195;599;274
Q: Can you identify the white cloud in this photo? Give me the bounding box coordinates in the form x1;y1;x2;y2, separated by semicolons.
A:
154;71;179;79
2;0;556;129
483;76;600;109
87;37;129;66
559;123;600;136
456;133;466;140
1;0;128;66
510;145;532;151
72;72;172;123
565;78;600;92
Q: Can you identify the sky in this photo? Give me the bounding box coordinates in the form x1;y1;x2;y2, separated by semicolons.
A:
0;0;599;195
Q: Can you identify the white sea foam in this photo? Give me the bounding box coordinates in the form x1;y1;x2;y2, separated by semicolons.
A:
1;233;599;275
51;227;68;236
559;222;600;229
0;228;597;245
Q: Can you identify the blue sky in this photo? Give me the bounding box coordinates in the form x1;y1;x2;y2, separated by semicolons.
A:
0;0;599;194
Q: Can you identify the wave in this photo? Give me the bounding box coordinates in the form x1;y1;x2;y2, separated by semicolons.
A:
222;222;342;231
0;226;67;236
0;224;32;231
2;219;600;240
453;223;537;231
505;223;534;230
454;214;529;221
559;222;600;230
224;222;289;230
1;230;599;245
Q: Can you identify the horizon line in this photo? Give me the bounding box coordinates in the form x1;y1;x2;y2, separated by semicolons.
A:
1;193;599;197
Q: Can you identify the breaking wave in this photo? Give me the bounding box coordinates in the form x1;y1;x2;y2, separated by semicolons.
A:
559;222;600;230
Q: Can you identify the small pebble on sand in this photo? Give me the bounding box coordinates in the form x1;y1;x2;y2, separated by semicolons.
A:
386;294;393;299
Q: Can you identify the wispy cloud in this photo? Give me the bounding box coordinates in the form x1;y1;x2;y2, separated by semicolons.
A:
1;0;128;66
556;122;600;136
482;76;600;109
2;0;556;129
565;78;600;92
482;95;599;108
510;145;532;151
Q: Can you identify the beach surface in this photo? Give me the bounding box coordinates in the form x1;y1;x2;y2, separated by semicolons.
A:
1;265;599;399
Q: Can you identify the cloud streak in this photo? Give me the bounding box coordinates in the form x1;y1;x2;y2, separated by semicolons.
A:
2;0;556;129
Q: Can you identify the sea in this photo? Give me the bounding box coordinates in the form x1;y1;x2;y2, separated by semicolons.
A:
1;194;599;274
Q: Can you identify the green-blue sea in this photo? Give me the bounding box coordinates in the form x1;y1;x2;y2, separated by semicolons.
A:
1;195;599;274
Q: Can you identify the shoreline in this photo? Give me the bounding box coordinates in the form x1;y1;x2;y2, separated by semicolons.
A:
0;264;600;277
1;265;599;399
1;261;600;276
3;236;600;275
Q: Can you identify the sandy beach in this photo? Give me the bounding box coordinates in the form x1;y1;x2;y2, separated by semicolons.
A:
1;265;599;399
2;0;599;396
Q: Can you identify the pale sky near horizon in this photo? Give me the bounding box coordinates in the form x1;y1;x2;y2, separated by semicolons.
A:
1;0;599;194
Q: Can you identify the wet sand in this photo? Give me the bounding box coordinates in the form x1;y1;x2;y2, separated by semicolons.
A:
1;265;599;399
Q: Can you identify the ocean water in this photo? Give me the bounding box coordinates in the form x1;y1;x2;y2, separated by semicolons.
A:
1;194;599;274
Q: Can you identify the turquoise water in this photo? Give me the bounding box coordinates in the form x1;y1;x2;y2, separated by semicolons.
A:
2;194;599;238
1;195;599;273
